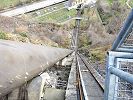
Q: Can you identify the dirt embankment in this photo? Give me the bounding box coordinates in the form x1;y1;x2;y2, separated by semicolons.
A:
0;16;70;48
79;1;131;74
97;0;130;35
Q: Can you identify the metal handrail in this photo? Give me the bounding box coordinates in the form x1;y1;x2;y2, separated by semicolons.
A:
112;9;133;51
109;67;133;84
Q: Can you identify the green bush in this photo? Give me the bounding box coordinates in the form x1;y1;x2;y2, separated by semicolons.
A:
90;48;106;62
19;32;28;37
79;34;91;48
0;32;7;40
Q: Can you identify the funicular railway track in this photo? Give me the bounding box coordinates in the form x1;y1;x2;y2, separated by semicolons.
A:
69;2;105;99
1;0;132;100
76;53;104;100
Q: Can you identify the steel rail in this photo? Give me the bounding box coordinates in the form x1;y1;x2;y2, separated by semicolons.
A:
76;62;84;100
76;55;89;100
109;67;133;84
77;55;104;100
78;54;104;90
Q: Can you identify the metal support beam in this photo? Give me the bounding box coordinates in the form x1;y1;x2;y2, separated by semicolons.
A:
105;9;133;100
74;18;81;55
104;51;133;100
74;5;83;56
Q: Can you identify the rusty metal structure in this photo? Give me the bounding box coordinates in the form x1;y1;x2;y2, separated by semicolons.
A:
0;40;72;97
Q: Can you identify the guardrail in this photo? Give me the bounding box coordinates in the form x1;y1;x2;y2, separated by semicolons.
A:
109;67;133;84
112;9;133;52
104;9;133;100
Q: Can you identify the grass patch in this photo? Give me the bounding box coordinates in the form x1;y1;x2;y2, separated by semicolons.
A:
107;0;126;5
0;0;19;10
0;0;40;10
107;0;113;5
36;8;76;23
